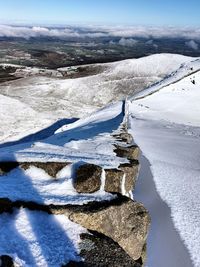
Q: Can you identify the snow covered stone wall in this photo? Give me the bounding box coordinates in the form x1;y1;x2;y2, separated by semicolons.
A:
0;100;150;267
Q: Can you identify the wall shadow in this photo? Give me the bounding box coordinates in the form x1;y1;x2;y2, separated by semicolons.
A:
134;154;193;267
43;101;125;146
0;154;81;266
0;118;78;149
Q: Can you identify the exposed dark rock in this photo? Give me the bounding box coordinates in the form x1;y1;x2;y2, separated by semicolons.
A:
67;196;150;261
0;255;14;267
104;168;124;194
113;132;133;144
114;145;140;160
0;198;149;264
65;231;143;267
0;65;21;84
74;164;102;193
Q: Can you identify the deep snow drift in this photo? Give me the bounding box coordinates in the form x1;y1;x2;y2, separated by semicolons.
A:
129;57;200;267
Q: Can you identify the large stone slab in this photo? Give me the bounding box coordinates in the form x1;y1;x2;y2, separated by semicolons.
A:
74;164;102;193
65;231;144;267
104;161;139;196
67;197;150;261
104;168;124;194
114;145;140;160
113;132;133;144
119;161;139;194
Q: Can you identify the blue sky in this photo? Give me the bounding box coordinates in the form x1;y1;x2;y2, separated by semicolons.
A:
0;0;200;26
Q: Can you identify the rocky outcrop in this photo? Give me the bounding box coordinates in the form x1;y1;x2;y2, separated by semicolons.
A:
67;196;150;261
0;161;70;177
104;168;124;194
0;101;150;266
104;161;139;196
74;164;102;193
73;161;139;196
65;232;144;267
20;162;70;177
0;196;150;266
119;161;139;194
114;145;140;160
113;132;133;144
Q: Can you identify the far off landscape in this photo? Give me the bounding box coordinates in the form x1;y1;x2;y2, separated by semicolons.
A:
0;1;200;267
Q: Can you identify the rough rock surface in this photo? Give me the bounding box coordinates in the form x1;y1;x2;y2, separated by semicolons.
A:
0;161;70;177
0;101;150;266
119;161;139;194
67;196;150;261
104;160;139;196
104;168;124;194
20;162;70;177
113;132;133;144
114;145;140;160
65;231;143;267
74;164;102;193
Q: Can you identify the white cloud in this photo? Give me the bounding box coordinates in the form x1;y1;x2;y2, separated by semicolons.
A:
119;38;138;46
185;40;199;50
0;25;81;39
0;24;200;41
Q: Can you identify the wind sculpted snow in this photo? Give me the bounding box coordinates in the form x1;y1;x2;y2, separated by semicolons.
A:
129;59;200;266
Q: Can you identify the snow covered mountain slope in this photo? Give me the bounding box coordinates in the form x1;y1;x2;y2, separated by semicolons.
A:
131;59;200;126
129;58;200;267
0;94;52;144
1;53;200;266
0;54;191;144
